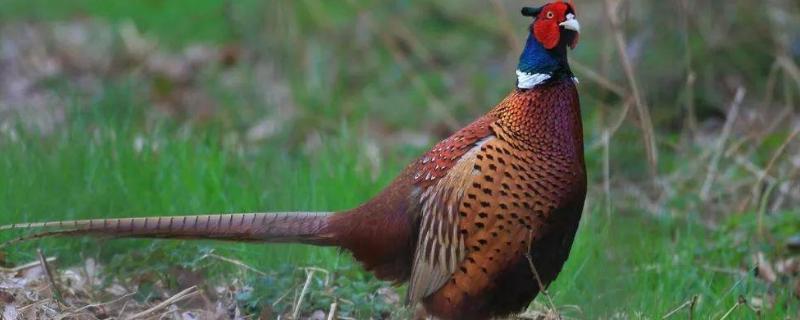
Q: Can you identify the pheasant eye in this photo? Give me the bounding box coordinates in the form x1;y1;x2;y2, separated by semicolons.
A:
546;11;554;19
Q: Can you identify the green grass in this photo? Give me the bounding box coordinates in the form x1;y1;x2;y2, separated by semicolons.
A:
0;0;260;46
558;212;799;318
0;0;798;318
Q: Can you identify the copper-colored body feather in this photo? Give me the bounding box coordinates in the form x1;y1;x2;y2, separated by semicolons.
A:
336;78;585;319
2;3;586;318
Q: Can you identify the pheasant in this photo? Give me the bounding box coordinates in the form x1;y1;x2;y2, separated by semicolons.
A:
1;2;584;319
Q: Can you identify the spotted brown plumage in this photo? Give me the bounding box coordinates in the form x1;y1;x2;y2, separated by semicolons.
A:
1;2;584;319
419;79;585;319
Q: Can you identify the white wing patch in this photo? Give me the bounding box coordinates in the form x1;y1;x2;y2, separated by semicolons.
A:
406;136;494;305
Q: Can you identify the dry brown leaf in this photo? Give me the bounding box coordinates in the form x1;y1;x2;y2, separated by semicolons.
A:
377;287;400;305
2;303;19;320
246;118;281;142
749;296;765;310
755;252;777;283
308;310;326;320
20;265;45;283
104;281;129;296
776;258;799;276
0;290;14;304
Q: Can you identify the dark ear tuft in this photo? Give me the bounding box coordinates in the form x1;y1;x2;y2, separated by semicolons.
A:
521;6;542;17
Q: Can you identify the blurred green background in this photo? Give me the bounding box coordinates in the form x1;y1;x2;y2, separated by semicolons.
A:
0;0;798;318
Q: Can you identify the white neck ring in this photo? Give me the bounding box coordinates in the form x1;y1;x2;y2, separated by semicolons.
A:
516;70;551;89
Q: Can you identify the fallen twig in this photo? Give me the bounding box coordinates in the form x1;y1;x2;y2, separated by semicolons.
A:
37;249;63;306
603;130;612;219
603;0;658;175
753;126;800;237
292;268;316;319
326;300;338;320
16;299;53;314
0;256;56;273
777;55;800;91
272;283;299;308
718;296;746;320
200;252;268;276
701;265;748;277
700;87;745;201
569;59;627;97
587;97;634;151
662;295;698;319
124;285;200;320
679;0;697;135
56;292;136;320
303;266;331;286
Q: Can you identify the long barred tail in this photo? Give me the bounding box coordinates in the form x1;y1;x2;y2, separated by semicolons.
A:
0;212;336;248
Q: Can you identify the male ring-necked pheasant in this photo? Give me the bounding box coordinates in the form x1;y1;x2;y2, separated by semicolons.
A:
1;2;584;319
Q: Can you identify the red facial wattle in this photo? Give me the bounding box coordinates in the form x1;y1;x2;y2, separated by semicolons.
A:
530;2;579;50
533;16;561;49
569;33;579;50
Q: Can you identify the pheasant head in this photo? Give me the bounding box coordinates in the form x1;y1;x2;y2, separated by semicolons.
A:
517;1;580;89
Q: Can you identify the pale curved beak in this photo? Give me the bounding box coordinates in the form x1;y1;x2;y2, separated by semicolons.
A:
559;13;580;33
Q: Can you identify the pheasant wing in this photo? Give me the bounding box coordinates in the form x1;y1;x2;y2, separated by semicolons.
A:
405;116;497;304
408;128;565;309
